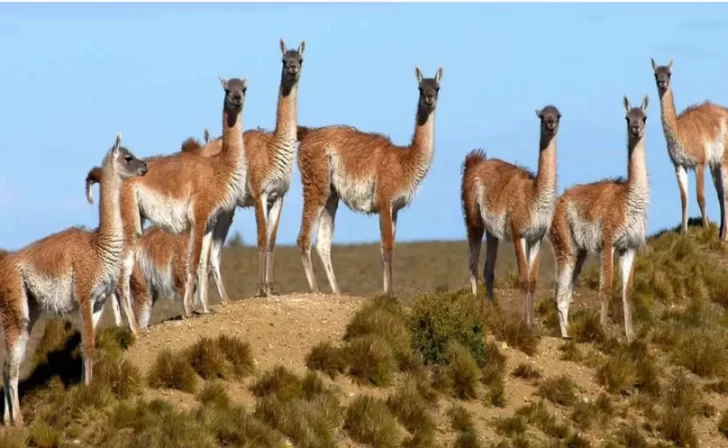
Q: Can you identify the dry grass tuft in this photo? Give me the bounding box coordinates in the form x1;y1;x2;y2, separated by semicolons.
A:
95;326;136;355
344;395;401;448
482;305;539;357
454;431;483;448
705;377;728;395
92;352;142;399
196;403;284;447
185;336;234;380
568;309;606;343
515;401;570;440
494;415;527;437
537;375;578;407
0;428;29;448
596;341;661;396
254;394;341;448
346;334;396;387
559;341;583;362
345;296;412;367
147;349;199;393
386;380;436;441
27;419;60;448
719;410;728;438
448;404;474;433
305;341;350;379
447;342;481;400
671;327;728;378
570;393;613;430
511;363;541;381
215;334;255;379
250;365;303;401
197;381;232;409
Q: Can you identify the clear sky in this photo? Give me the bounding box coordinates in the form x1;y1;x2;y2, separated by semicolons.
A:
1;2;728;250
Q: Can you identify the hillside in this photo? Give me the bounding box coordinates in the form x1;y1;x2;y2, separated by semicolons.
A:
1;220;728;447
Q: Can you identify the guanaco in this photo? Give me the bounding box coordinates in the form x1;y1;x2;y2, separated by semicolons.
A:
461;105;560;327
82;77;247;333
0;134;147;426
651;58;728;240
549;95;650;342
295;66;442;295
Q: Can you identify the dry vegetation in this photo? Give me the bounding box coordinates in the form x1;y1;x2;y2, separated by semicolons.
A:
1;219;728;446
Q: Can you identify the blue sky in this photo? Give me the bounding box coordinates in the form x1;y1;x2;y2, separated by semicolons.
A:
1;2;728;250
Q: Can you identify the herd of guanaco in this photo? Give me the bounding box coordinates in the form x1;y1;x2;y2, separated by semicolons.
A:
0;36;726;426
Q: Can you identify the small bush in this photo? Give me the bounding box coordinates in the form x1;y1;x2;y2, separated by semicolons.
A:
448;342;480;400
216;335;255;379
344;395;401;448
618;422;649;448
537;375;578;407
147;349;199;393
570;395;612;431
485;380;507;408
250;365;303;401
305;341;349;379
409;289;486;365
511;363;541;381
596;341;661;396
346;335;396;387
185;337;234;380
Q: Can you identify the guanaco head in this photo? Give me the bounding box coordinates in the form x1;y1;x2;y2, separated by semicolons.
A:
105;133;148;179
535;105;561;139
218;77;247;113
623;95;649;140
415;66;443;112
650;58;673;94
280;39;305;85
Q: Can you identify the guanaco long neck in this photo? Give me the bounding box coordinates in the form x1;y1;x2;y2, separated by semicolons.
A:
658;88;680;141
270;77;299;174
534;134;557;207
627;133;649;211
96;159;124;263
406;106;436;186
221;106;245;179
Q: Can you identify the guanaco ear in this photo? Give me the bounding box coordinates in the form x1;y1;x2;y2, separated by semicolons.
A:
280;39;287;56
535;108;543;119
219;76;229;90
298;40;306;56
667;58;673;70
623;96;631;112
651;58;657;72
641;95;649;112
112;132;122;155
204;129;210;143
241;78;247;90
415;66;423;84
435;66;443;83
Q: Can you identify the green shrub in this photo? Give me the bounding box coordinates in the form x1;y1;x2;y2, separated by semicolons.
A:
408;289;485;366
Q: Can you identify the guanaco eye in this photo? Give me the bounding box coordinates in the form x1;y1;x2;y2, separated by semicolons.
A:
124;156;133;163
